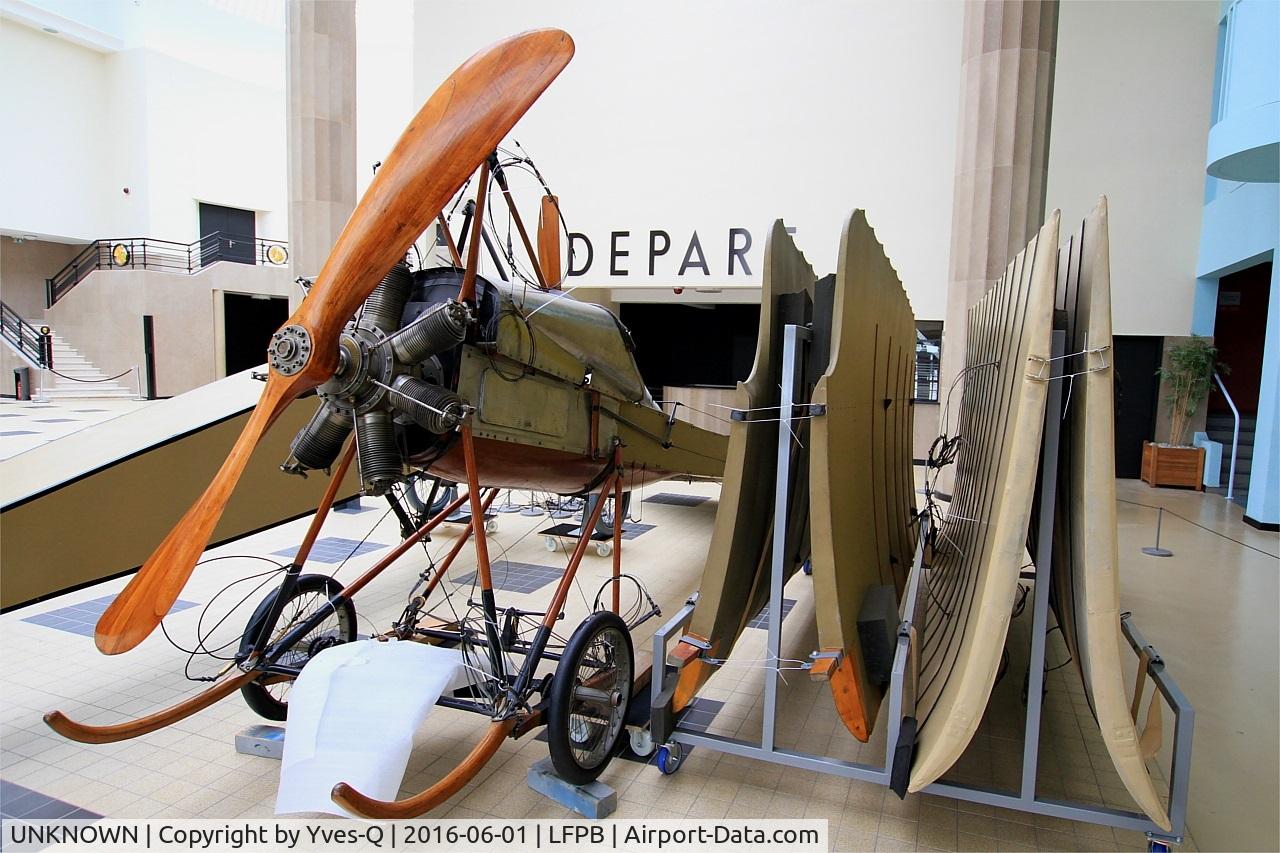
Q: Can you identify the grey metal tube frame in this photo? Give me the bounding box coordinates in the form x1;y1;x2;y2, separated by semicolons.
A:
649;325;1193;846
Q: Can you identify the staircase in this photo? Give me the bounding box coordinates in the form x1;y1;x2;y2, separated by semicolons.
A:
38;334;135;400
1206;412;1256;499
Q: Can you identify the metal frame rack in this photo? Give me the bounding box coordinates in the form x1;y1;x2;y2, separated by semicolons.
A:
647;325;1194;850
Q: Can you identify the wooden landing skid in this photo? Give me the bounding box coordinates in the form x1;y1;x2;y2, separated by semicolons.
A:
44;671;257;744
332;719;517;819
331;662;655;818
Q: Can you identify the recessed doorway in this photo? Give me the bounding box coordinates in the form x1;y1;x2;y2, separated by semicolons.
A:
223;293;288;375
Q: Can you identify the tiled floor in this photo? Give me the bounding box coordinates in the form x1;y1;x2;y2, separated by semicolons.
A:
1;779;101;821
0;397;156;460
20;595;198;638
0;441;1275;850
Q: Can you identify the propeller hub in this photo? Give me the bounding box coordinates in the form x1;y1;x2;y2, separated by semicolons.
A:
318;324;395;416
269;325;313;376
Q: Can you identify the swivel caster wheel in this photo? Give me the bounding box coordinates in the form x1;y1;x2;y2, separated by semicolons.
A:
485;518;498;534
628;726;655;757
656;742;683;775
544;536;557;552
595;541;613;558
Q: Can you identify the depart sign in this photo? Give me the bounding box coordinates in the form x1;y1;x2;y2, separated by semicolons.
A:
563;226;794;282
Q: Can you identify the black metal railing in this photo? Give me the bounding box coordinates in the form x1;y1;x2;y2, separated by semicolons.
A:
46;232;289;307
1;300;51;368
915;354;940;402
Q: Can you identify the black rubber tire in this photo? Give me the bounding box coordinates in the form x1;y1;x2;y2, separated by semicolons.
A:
240;574;356;721
546;610;634;785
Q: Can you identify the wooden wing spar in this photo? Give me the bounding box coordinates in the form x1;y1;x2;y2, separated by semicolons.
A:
670;221;818;710
1038;198;1170;831
808;211;917;741
94;29;576;656
908;213;1059;792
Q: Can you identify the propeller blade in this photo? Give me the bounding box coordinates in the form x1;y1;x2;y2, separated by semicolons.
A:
93;28;575;654
293;27;576;356
95;372;300;654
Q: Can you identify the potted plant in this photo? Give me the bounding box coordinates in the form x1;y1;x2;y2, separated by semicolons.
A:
1141;335;1225;489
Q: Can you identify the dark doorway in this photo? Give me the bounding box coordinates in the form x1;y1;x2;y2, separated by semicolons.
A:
1112;335;1163;479
224;293;288;375
1209;260;1270;416
618;303;760;397
199;203;256;266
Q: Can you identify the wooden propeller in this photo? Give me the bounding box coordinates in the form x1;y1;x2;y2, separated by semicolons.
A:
94;28;575;655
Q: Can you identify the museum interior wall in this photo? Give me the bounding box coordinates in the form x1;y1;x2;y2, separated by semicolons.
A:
42;263;295;397
0;0;1249;469
0;14;286;244
1046;0;1217;337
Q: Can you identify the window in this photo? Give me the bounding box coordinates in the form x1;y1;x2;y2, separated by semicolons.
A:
915;321;942;402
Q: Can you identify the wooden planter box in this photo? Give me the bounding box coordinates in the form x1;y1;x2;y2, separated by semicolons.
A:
1141;441;1205;490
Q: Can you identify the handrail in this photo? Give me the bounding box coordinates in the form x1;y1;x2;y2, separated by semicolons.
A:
0;299;51;369
1213;371;1240;501
45;232;289;307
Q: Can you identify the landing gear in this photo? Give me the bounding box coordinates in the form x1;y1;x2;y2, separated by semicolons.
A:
546;611;633;785
239;574;356;721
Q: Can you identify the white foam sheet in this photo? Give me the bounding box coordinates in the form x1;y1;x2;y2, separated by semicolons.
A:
275;640;463;817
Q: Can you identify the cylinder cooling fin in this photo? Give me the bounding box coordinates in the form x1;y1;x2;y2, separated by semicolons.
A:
389;300;470;364
391;375;465;434
356;410;401;495
361;261;414;334
288;402;353;472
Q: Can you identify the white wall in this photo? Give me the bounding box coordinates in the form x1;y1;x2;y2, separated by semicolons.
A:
0;20;111;240
0;3;286;245
356;0;416;200
411;1;964;320
141;49;287;242
409;1;1219;335
1045;0;1218;336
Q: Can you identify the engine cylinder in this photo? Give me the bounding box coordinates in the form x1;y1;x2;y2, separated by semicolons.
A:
391;375;465;433
356;410;401;495
388;300;469;365
289;402;353;471
361;261;413;335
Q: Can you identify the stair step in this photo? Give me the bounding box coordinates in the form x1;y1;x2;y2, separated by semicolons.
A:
35;332;135;400
39;387;134;400
49;362;103;372
1206;431;1255;446
1207;417;1258;430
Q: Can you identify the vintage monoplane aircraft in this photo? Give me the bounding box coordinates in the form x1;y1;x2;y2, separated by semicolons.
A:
43;28;729;818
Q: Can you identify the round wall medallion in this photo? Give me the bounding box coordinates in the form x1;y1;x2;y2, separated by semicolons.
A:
266;244;289;265
111;243;131;266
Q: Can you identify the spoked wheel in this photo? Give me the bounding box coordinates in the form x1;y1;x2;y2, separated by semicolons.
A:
239;574;356;721
546;611;634;784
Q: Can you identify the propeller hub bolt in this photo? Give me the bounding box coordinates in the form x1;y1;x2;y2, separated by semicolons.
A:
269;325;313;376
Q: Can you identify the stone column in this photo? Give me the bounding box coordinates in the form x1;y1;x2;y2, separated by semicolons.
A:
935;0;1057;487
286;0;357;300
